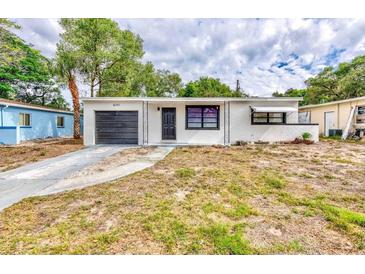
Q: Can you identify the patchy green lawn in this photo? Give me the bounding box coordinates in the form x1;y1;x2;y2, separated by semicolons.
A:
0;141;364;254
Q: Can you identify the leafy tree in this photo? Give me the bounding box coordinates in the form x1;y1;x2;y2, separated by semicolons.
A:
58;19;182;99
99;62;183;97
178;77;246;97
273;55;365;105
273;88;309;106
15;78;67;107
0;19;22;68
335;56;365;99
59;18;144;97
156;69;182;96
1;19;68;109
47;95;70;110
134;62;182;97
337;65;365;99
305;67;339;103
98;61;143;97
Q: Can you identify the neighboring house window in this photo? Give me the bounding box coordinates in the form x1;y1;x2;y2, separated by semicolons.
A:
186;105;220;129
298;111;311;124
358;106;365;115
357;106;365;124
57;116;65;128
19;113;31;126
251;112;286;124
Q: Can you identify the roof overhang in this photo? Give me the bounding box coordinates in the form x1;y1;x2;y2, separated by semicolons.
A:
299;96;365;110
0;100;74;115
251;106;297;112
81;97;303;103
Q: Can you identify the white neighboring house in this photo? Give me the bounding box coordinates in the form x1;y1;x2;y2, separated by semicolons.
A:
82;97;319;146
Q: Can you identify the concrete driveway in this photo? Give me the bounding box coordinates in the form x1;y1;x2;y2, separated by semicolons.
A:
0;145;173;211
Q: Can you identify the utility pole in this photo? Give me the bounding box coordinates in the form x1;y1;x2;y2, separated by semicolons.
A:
236;79;241;93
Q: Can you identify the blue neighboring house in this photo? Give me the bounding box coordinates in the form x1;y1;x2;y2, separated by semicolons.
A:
0;98;83;145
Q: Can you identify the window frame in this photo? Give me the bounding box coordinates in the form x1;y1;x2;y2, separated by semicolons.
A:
251;111;287;125
185;105;220;130
18;113;31;127
358;106;365;115
56;116;65;128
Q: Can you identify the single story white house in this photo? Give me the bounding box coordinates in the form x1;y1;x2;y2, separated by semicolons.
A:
82;97;319;146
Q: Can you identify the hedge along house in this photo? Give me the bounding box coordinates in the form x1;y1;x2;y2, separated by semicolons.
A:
0;98;83;145
82;97;319;146
299;96;365;137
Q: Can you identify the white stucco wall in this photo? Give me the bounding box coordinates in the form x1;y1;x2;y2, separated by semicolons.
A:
146;101;225;145
229;100;302;143
83;100;143;145
239;124;319;143
83;98;318;145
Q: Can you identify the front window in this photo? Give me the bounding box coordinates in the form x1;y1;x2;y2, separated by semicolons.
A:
57;116;65;128
252;112;286;124
19;113;31;126
186;106;220;129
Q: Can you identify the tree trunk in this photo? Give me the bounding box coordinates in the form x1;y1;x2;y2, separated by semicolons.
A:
68;76;81;139
98;79;102;97
90;78;94;97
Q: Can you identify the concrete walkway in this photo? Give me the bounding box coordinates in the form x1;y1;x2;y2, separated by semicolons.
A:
0;146;174;211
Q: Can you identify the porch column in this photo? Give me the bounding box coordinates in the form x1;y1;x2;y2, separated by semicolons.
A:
224;101;229;145
143;101;148;145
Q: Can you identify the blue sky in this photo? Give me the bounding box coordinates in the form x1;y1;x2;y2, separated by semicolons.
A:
11;18;365;98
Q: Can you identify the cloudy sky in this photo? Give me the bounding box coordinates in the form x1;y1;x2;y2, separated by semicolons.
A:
12;18;365;97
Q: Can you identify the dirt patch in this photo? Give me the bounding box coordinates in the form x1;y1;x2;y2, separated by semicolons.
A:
0;138;84;172
68;147;155;178
174;189;191;202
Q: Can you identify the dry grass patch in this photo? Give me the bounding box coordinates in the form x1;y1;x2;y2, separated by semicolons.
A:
0;141;364;254
0;138;84;172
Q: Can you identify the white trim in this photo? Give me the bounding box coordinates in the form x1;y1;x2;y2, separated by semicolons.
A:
299;96;365;110
81;96;303;103
251;106;297;112
0;100;75;115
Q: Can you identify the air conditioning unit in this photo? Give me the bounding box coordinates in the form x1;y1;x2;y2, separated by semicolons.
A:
329;129;343;137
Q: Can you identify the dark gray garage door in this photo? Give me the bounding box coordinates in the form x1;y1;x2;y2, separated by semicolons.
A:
95;111;138;144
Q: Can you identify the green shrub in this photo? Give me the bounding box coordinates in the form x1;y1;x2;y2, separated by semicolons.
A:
302;132;312;140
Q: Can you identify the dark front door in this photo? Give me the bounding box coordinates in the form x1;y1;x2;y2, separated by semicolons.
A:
162;108;176;140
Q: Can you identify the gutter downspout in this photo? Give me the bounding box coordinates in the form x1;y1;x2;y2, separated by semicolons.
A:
0;104;9;127
337;103;340;129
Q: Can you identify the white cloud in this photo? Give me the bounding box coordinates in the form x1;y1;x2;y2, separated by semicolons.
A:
11;18;365;97
12;18;61;57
